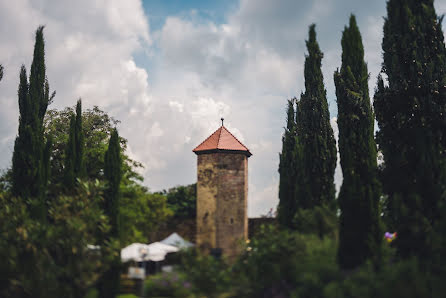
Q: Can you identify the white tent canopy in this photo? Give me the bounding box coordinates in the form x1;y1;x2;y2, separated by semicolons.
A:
160;233;194;249
121;242;179;263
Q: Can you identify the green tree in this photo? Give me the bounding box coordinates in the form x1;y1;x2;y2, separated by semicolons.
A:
64;115;76;188
294;25;337;217
64;99;85;189
278;98;298;229
11;26;55;219
374;0;446;259
0;181;115;298
104;128;122;238
0;64;3;81
334;15;382;269
99;128;122;298
164;183;197;219
74;100;85;177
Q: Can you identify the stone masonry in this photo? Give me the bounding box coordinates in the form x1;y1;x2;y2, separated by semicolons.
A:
196;152;248;258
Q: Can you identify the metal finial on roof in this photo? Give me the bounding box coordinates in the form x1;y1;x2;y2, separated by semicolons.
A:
221;117;224;126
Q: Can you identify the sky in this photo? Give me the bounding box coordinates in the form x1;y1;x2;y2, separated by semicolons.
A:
0;0;445;216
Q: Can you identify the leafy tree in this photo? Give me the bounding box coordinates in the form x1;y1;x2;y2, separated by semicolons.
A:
278;98;298;229
334;15;382;269
11;26;55;219
163;183;197;219
120;182;172;246
374;0;446;259
0;181;115;298
44;106;171;244
0;64;3;81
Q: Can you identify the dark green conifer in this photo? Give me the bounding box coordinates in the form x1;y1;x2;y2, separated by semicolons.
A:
64;115;76;188
64;99;85;189
74;99;85;178
99;128;122;298
104;128;122;237
296;25;337;210
11;27;54;219
0;64;3;81
278;98;298;228
374;0;446;258
334;15;381;269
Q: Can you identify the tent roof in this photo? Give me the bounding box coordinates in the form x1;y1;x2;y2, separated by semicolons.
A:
121;242;179;262
160;232;194;248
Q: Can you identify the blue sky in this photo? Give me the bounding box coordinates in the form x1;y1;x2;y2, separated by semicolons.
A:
0;0;445;216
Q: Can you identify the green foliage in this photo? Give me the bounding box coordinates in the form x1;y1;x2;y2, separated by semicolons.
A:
0;181;116;298
99;128;123;298
293;204;338;239
64;100;85;190
44;106;127;188
278;98;299;229
233;225;338;298
0;64;3;81
11;26;55;220
104;128;122;238
295;25;337;211
162;183;196;219
324;258;446;298
64;114;76;188
144;272;194;298
120;183;172;246
374;0;446;259
44;106;171;246
334;15;382;269
179;250;231;297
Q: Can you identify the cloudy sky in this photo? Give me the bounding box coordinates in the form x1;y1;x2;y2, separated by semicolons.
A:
1;0;445;216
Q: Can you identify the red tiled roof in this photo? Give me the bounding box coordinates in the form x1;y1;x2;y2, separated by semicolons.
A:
193;126;252;156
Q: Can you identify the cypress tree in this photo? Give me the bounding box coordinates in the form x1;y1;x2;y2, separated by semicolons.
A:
99;128;122;298
74;99;85;178
296;25;337;210
278;98;298;228
12;26;54;218
104;128;122;237
374;0;446;259
334;15;381;269
64;99;85;189
64;115;76;189
0;64;3;82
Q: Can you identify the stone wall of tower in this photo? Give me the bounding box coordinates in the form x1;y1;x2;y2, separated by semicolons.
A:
196;152;248;257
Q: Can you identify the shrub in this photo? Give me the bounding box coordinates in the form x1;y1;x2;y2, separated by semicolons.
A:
144;271;194;298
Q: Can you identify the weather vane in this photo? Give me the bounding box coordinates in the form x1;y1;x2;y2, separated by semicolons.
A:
221;117;224;126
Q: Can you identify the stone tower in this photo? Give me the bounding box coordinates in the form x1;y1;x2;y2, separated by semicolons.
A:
193;121;251;258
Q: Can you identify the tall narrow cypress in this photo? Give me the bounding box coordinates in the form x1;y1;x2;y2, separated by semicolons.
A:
0;64;3;82
296;25;337;210
374;0;446;259
104;128;122;237
74;99;85;178
99;128;122;298
278;98;298;228
64;115;76;188
12;26;54;218
334;15;381;269
64;99;85;189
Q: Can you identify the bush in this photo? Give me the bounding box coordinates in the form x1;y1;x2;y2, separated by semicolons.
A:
232;225;339;298
178;250;231;297
144;271;194;298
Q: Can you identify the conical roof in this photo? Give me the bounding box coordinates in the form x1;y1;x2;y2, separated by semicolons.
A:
193;125;252;157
